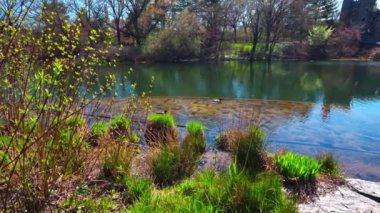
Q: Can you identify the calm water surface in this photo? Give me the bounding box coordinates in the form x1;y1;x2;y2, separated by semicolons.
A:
98;61;380;181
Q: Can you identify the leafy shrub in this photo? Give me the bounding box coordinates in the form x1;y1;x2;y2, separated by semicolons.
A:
184;121;206;154
145;114;177;145
232;127;266;175
142;10;202;62
149;145;198;187
317;152;341;176
326;26;361;58
275;152;322;180
308;25;333;46
91;121;109;137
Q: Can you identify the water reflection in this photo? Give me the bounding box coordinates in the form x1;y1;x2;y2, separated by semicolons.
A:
96;61;380;181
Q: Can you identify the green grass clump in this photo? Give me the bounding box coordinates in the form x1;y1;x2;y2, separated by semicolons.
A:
184;121;206;154
109;114;131;130
147;114;175;128
65;116;86;128
121;177;152;204
91;121;109;137
233;127;266;175
63;195;119;212
101;145;136;180
132;163;296;212
150;145;198;187
317;152;341;176
275;152;322;180
186;121;204;137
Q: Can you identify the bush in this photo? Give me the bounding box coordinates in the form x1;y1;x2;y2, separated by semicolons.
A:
184;121;206;154
101;143;136;181
145;114;177;145
317;152;341;176
307;25;333;46
91;121;109;137
143;29;201;62
275;152;322;181
232;127;266;175
149;145;198;187
326;26;361;58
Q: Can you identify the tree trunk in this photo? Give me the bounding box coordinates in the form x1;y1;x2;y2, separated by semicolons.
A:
250;14;260;62
115;19;121;45
233;26;237;43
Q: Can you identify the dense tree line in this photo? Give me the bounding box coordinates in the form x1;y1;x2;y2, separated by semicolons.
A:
1;0;339;61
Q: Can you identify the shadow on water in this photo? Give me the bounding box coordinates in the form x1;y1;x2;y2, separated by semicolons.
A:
95;61;380;181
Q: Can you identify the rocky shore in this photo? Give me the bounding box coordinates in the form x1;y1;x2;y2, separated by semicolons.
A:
299;178;380;212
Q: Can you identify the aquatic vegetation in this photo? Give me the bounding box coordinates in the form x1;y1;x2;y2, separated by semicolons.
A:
215;130;244;152
184;121;206;154
149;145;198;187
232;127;266;175
317;152;341;176
109;114;131;130
147;114;176;128
186;121;204;137
145;113;177;145
91;121;109;137
275;152;322;180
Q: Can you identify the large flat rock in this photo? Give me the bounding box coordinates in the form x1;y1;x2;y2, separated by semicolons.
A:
299;179;380;213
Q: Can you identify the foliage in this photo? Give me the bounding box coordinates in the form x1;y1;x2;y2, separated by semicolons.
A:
308;25;334;46
149;145;198;187
143;29;201;62
109;114;131;130
131;164;296;212
101;142;137;181
186;121;205;137
122;177;152;204
184;121;206;154
317;152;341;176
147;114;175;128
91;121;109;137
63;195;120;212
326;27;362;58
275;152;322;180
232;127;266;175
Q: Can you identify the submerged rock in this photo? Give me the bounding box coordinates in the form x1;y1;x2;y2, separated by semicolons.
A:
299;179;380;213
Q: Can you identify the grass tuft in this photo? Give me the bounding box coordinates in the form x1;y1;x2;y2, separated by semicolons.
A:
232;127;266;175
91;121;109;137
149;145;198;187
109;114;131;130
147;114;175;128
186;121;204;137
275;152;322;181
317;152;341;176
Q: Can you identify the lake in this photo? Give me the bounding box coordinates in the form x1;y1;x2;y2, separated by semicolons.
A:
98;61;380;181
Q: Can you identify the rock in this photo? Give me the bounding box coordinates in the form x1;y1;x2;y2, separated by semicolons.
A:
346;178;380;202
299;179;380;213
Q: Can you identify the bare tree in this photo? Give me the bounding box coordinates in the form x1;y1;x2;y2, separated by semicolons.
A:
260;0;290;61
